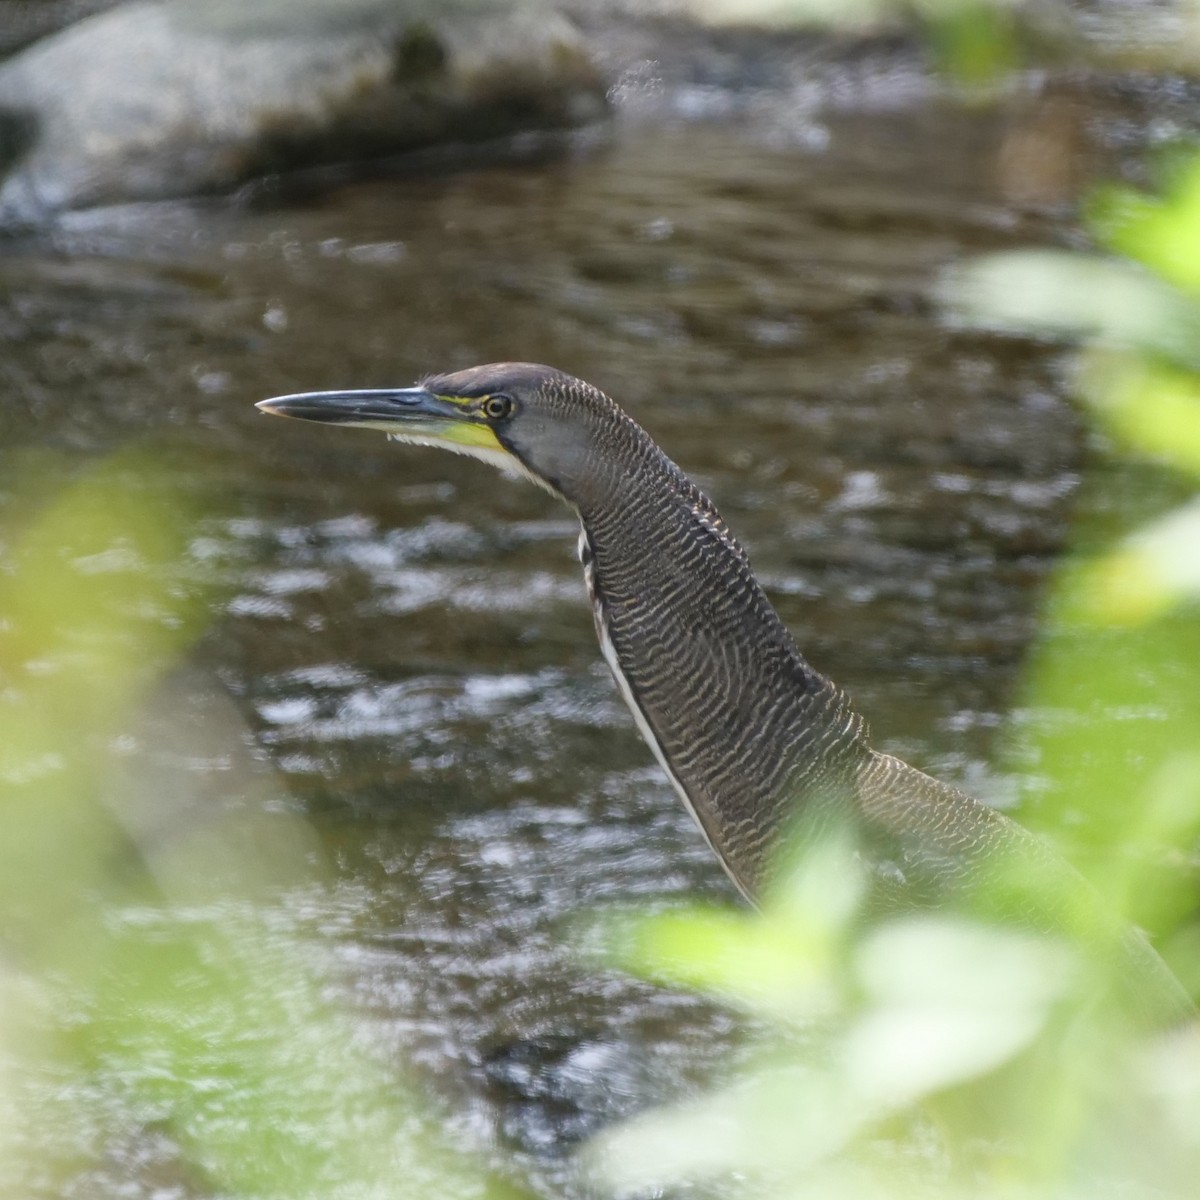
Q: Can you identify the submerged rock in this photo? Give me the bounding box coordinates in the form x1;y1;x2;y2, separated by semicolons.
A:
0;0;607;225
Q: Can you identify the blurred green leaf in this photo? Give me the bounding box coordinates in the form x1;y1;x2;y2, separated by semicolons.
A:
946;250;1200;370
766;822;867;935
1064;498;1200;626
0;453;208;962
0;453;521;1200
1079;353;1200;477
608;904;842;1020
88;913;479;1200
589;1060;870;1193
919;0;1017;84
1091;160;1200;295
855;917;1073;1010
606;830;865;1020
1113;753;1200;933
1138;1028;1200;1148
849;918;1074;1103
592;913;1075;1197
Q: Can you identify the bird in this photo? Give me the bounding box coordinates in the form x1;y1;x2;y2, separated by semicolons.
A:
257;361;1193;1025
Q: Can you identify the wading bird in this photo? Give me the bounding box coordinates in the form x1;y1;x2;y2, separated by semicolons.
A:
258;361;1192;1024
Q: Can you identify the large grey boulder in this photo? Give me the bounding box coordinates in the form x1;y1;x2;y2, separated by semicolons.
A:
0;2;124;59
0;0;607;224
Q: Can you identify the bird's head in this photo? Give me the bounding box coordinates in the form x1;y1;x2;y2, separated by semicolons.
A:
257;362;631;504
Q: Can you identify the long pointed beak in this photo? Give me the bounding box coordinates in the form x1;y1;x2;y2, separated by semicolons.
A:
256;385;511;462
256;387;457;427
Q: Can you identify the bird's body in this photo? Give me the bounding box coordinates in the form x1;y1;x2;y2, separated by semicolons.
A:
258;362;1192;1024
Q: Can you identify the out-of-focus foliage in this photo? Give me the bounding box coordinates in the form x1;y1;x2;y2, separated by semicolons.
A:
687;0;1020;81
0;454;516;1199
587;832;1200;1199
1092;156;1200;295
684;0;1200;81
583;32;1200;1200
588;748;1200;1195
951;158;1200;947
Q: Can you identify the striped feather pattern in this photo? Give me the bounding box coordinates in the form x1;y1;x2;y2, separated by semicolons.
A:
416;363;1193;1024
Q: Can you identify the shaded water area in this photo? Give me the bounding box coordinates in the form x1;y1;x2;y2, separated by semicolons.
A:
0;71;1189;1196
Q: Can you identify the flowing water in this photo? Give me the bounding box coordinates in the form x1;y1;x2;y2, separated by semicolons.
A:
0;68;1185;1197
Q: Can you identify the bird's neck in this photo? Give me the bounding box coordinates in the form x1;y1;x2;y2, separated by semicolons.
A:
572;419;868;895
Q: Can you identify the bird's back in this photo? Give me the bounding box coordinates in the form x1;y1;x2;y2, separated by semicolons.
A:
855;750;1194;1024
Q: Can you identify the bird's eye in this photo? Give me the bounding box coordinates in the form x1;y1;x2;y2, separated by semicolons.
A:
483;394;513;420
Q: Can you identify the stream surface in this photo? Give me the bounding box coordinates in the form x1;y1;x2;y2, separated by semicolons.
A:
0;57;1189;1198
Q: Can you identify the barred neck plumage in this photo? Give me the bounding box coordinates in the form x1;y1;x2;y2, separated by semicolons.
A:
563;391;868;899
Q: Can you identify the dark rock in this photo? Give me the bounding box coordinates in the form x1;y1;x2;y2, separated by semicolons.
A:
479;1033;646;1157
0;1;123;60
0;0;608;225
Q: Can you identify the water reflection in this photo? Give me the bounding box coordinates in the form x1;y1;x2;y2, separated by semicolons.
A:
0;101;1134;1195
